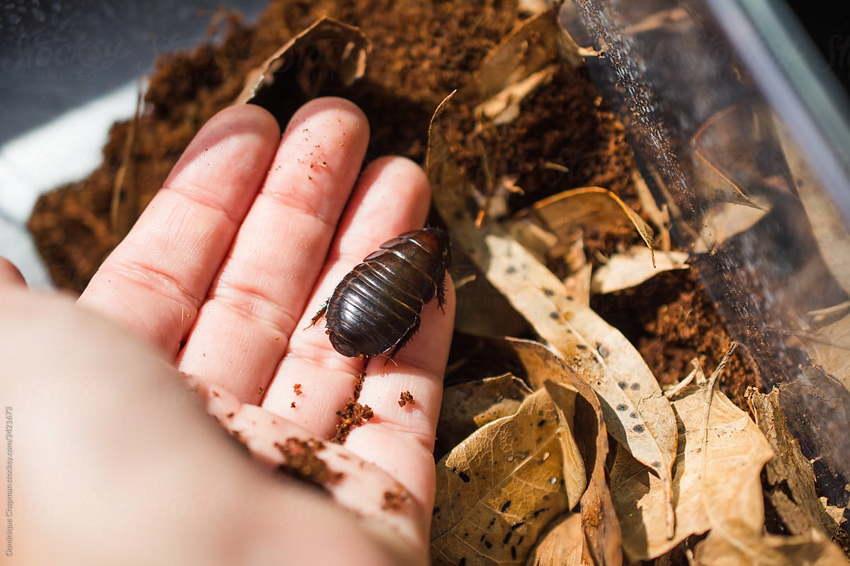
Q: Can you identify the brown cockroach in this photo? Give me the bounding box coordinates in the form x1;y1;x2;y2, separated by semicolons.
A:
311;227;451;360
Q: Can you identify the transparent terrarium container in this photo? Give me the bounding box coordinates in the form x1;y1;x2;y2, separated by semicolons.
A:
561;0;850;504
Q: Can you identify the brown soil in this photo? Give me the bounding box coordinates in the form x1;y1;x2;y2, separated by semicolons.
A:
333;399;374;444
276;437;343;487
398;390;416;408
382;486;411;512
591;266;761;408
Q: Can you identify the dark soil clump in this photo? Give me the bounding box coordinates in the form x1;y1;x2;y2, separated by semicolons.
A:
276;437;343;487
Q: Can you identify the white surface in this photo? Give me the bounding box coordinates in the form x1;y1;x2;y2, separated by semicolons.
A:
0;81;140;288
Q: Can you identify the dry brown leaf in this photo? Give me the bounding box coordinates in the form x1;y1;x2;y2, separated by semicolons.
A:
477;234;678;532
453;252;534;339
774;117;850;297
428;94;677;540
234;18;369;123
524;512;584;566
611;380;774;562
691;103;794;206
503;217;560;264
431;386;580;566
459;10;584;126
517;0;550;17
477;67;556;126
591;247;688;295
793;312;850;390
530;187;656;264
690;201;770;253
436;374;533;459
631;169;672;251
747;387;824;536
506;216;592;304
110;86;144;239
774;374;850;508
545;380;588;508
818;497;847;540
505;338;622;566
694;526;850;566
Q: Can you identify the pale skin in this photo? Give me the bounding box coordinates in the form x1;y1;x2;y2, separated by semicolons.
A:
0;98;454;565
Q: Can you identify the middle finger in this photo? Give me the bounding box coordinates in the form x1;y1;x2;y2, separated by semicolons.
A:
177;98;369;402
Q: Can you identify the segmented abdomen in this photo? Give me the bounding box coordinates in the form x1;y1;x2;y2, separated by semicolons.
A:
324;230;446;358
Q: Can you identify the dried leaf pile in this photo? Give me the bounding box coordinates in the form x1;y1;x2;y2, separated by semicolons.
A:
26;1;849;564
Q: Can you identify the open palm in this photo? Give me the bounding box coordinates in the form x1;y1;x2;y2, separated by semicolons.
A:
77;98;454;556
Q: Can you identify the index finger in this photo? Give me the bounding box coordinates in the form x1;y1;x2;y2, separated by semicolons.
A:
79;105;281;354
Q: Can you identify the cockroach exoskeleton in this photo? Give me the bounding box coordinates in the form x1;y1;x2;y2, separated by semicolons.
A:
310;227;451;360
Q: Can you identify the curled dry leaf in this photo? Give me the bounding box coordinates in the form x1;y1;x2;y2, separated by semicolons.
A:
690;200;770;254
774;115;850;298
747;387;825;537
431;386;580;566
792;311;850;390
506;338;622;566
773;373;850;508
428;93;676;540
818;497;847;540
234;17;369;124
458;10;586;125
530;186;656;264
694;525;850;566
631;169;672;252
523;512;585;566
611;380;774;562
591;247;689;295
110;86;144;239
691;102;793;206
436;373;533;459
453;250;533;340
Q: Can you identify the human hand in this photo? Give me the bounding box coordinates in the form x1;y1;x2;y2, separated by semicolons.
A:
1;98;453;565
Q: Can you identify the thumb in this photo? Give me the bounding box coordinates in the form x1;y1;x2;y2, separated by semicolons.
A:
0;256;26;288
0;291;408;566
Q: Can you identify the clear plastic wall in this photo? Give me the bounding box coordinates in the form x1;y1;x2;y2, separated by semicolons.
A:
561;0;850;503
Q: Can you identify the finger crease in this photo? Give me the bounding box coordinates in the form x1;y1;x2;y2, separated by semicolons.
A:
163;182;244;229
285;343;364;375
209;281;300;338
261;188;337;230
362;420;435;455
110;257;205;310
